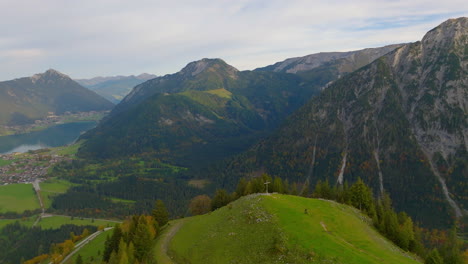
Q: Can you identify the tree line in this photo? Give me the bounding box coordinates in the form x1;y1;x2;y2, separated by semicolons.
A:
0;222;97;264
102;200;169;264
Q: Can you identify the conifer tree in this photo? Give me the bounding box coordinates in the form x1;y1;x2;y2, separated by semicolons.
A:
244;181;254;195
117;239;128;264
283;179;290;194
290;182;298;195
127;242;135;264
272;177;284;193
235;178;248;198
108;251;118;264
300;183;310;197
313;179;323;198
152;200;169;227
349;178;373;212
133;217;152;261
211;189;231;210
104;225;122;262
425;249;443;264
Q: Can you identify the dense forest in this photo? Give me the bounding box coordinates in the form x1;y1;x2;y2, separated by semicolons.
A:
0;223;97;264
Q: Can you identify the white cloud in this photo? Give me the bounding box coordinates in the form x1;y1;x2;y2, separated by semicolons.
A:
0;0;466;80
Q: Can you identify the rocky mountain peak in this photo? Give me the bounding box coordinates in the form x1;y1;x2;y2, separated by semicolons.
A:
180;58;238;78
421;17;467;58
31;69;70;83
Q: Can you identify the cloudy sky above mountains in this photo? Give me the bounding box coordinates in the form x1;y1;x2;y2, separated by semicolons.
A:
0;0;466;80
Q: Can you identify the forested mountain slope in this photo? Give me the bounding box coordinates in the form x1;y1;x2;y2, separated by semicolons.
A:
78;59;317;166
224;17;467;227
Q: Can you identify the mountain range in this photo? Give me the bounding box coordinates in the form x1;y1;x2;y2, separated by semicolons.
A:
78;42;401;166
69;17;467;228
221;17;468;227
76;74;157;103
0;69;114;126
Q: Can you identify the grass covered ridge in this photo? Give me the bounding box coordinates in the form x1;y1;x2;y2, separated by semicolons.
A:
163;194;421;264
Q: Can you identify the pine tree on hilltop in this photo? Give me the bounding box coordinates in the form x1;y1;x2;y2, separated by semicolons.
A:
211;189;231;210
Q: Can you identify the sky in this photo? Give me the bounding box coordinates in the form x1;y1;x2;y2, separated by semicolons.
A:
0;0;466;80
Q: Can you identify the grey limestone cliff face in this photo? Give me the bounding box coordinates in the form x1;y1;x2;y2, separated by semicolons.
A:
388;18;467;162
324;17;467;218
387;17;467;217
257;44;403;74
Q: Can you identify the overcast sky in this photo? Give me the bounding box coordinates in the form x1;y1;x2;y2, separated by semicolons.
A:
0;0;466;80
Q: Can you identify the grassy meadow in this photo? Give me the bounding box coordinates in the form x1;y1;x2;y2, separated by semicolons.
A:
37;215;119;229
160;194;421;264
0;217;36;229
65;230;110;264
0;183;40;213
40;178;73;208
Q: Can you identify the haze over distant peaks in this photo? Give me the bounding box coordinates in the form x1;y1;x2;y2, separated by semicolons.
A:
76;73;157;87
76;73;157;104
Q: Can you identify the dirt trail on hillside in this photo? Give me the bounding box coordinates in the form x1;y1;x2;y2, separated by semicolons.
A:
156;220;185;264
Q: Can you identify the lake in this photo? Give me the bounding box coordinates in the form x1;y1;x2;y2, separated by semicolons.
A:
0;121;97;154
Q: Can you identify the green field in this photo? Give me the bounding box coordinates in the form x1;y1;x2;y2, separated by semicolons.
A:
107;197;136;204
160;194;421;264
37;215;119;229
40;179;73;208
0;183;40;213
65;230;110;264
0;217;35;229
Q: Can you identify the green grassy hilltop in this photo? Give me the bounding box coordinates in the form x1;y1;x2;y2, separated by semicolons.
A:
157;194;421;264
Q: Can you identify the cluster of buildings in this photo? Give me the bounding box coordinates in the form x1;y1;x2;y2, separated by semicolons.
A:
0;152;67;185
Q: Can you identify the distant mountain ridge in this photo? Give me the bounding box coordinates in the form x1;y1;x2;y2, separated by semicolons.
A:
0;69;114;126
256;44;404;74
76;73;157;103
76;73;156;87
256;44;403;95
